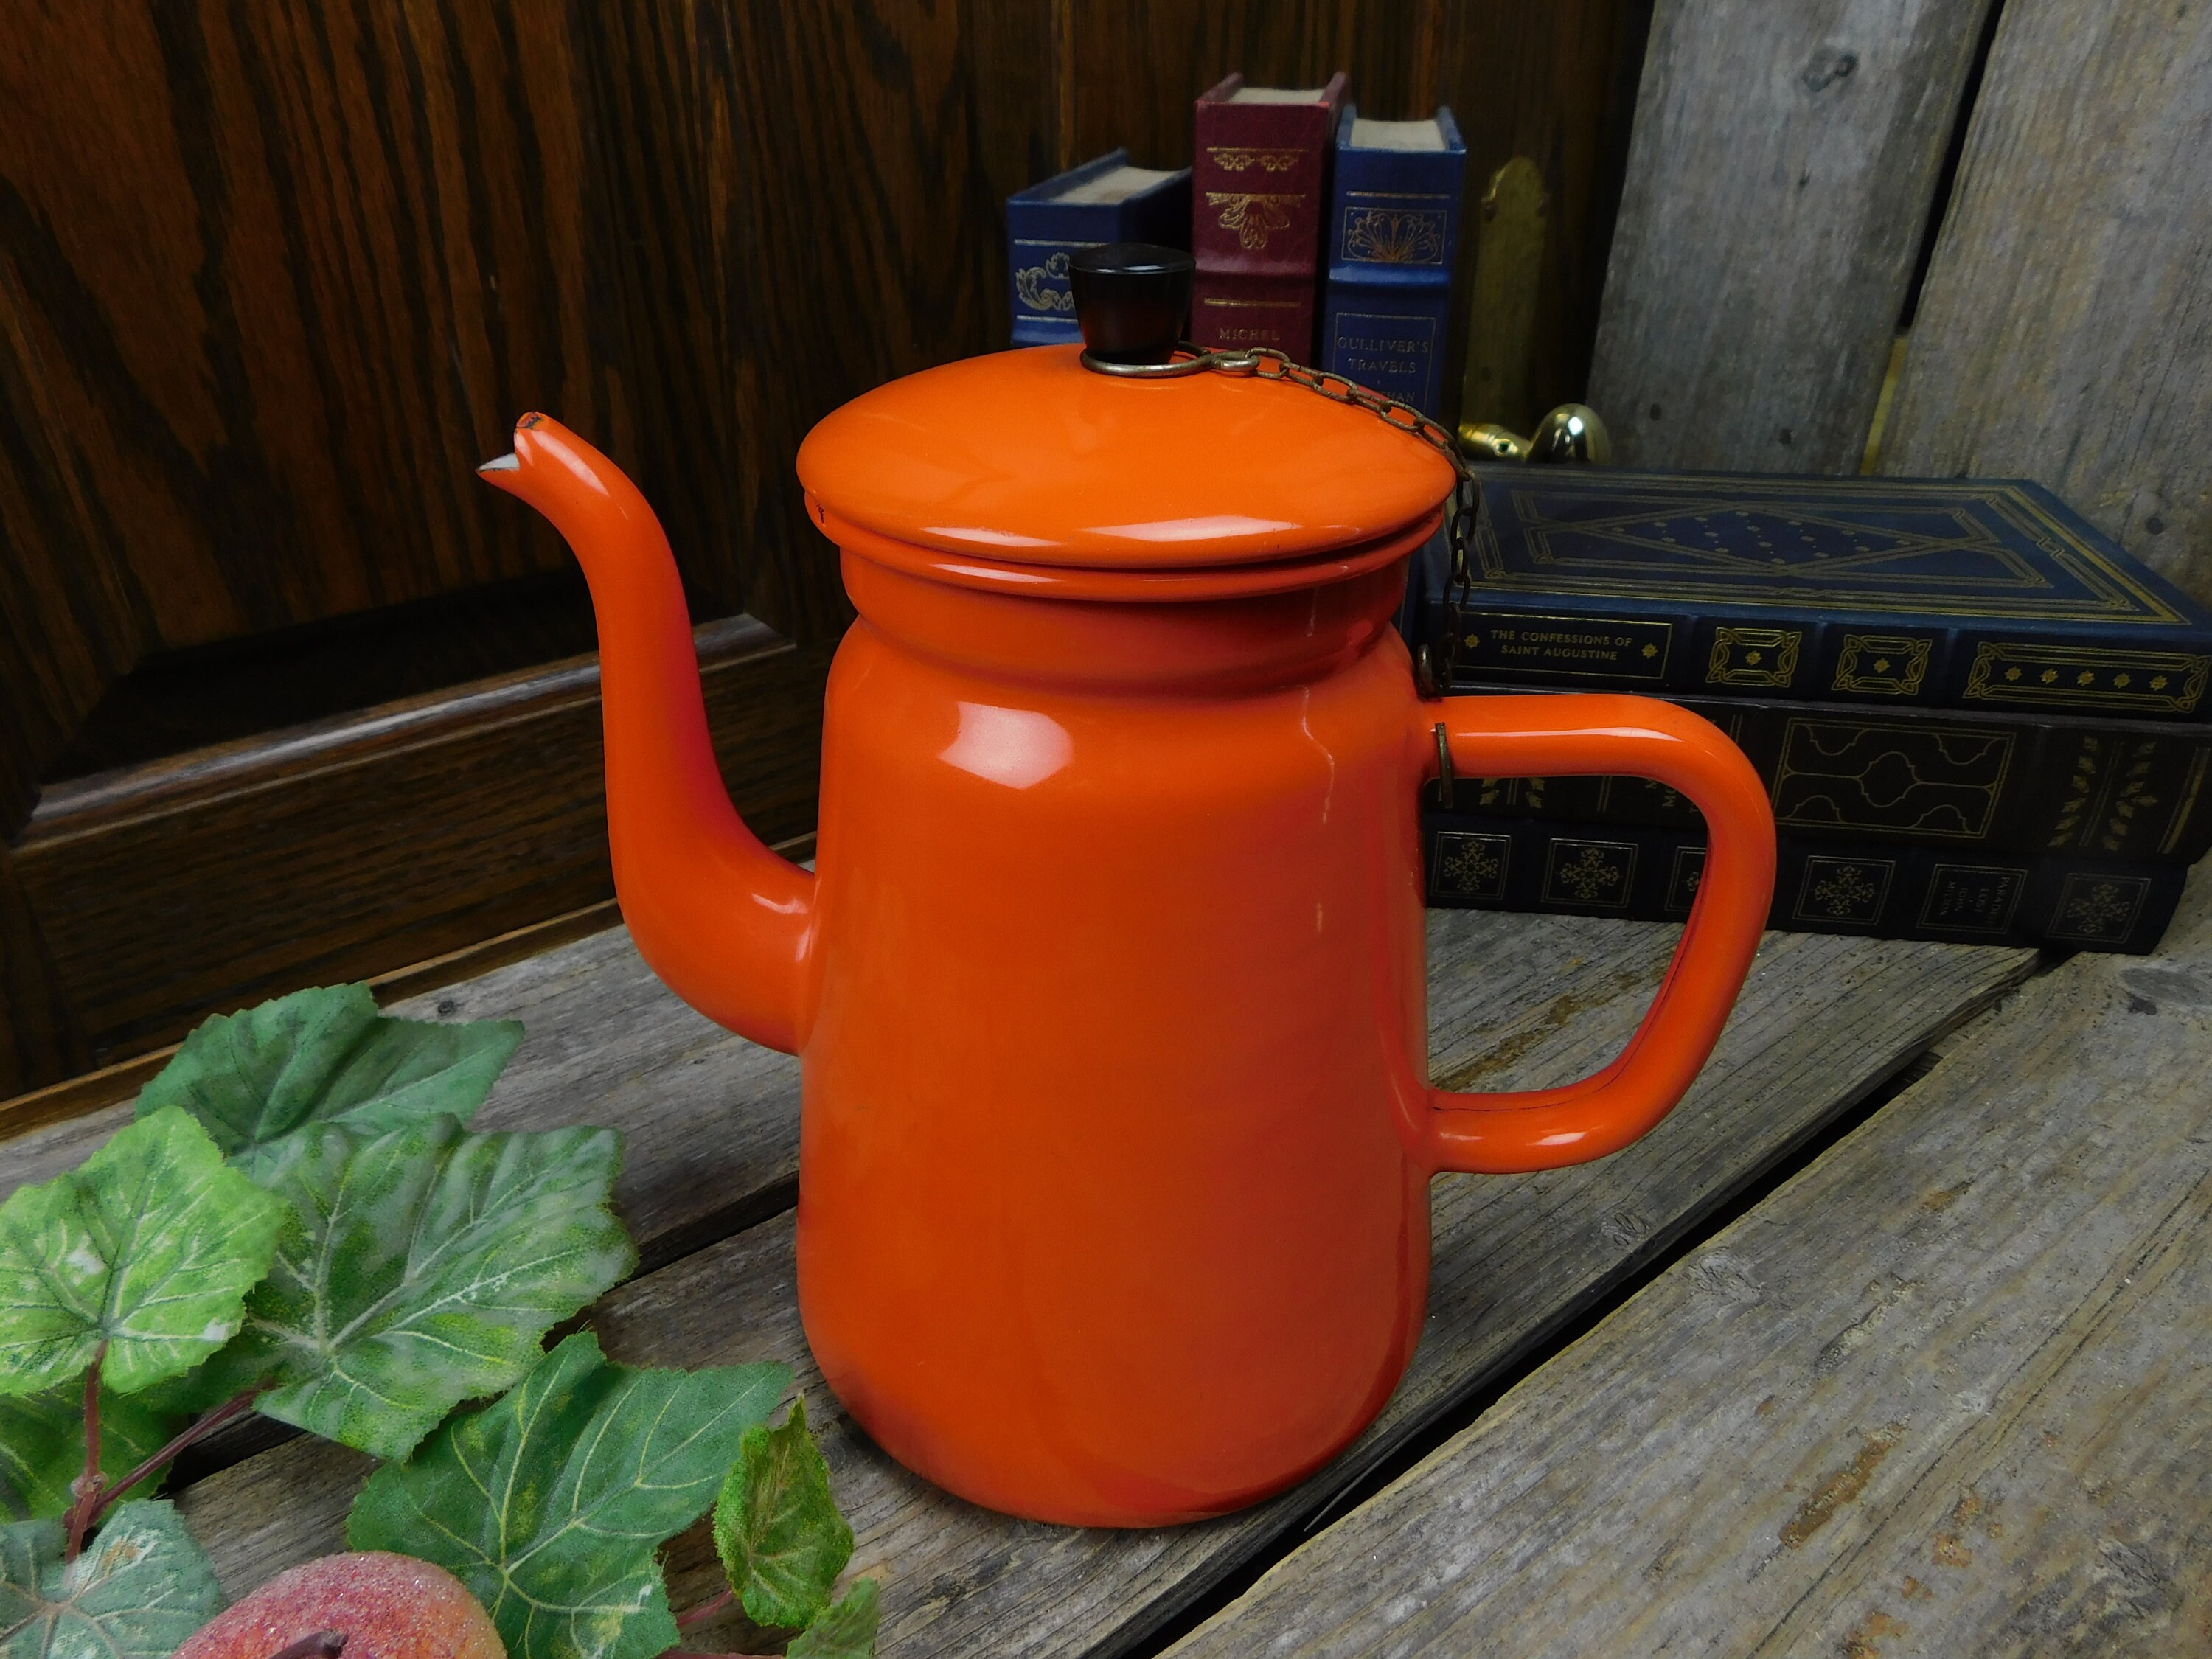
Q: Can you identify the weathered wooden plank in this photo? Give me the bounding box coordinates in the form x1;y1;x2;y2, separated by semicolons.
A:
1169;876;2212;1658
175;914;2034;1659
1881;0;2212;602
1587;0;1992;473
0;920;802;1278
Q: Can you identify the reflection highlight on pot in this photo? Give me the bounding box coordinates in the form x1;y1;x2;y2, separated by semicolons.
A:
1087;513;1300;543
940;703;1074;789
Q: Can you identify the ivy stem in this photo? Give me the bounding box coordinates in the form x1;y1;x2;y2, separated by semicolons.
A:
63;1343;108;1562
674;1591;735;1632
85;1385;264;1531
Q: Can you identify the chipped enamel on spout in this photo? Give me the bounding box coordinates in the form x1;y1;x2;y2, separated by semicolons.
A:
477;415;814;1054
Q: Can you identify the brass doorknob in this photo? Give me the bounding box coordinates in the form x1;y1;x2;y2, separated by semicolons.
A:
1459;403;1612;465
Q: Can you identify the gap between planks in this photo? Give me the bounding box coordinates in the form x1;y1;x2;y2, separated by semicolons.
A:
164;917;2037;1659
1162;874;2212;1657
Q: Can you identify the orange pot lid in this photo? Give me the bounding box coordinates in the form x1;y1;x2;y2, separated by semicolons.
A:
797;344;1456;569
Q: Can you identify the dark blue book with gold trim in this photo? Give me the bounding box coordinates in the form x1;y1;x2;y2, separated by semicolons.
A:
1431;687;2212;862
1419;470;2212;720
1007;150;1192;346
1321;107;1467;417
1422;810;2184;954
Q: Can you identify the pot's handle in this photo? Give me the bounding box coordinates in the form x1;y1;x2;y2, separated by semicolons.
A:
1417;694;1775;1173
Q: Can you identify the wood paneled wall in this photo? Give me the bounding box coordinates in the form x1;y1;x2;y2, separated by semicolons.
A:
0;0;1649;1098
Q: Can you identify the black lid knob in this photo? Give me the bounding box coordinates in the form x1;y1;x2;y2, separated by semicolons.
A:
1068;243;1193;366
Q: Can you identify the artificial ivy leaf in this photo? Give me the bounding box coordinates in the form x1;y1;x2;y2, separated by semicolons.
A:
136;984;524;1156
191;1114;634;1459
0;1108;288;1397
787;1579;880;1659
0;1500;224;1659
348;1332;789;1659
0;1385;181;1523
712;1397;853;1630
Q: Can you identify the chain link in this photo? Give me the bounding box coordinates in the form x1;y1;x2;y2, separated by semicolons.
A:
1148;345;1480;697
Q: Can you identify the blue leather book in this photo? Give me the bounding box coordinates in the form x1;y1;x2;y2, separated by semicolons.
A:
1321;108;1467;416
1007;150;1192;346
1421;469;2212;720
1423;810;2184;954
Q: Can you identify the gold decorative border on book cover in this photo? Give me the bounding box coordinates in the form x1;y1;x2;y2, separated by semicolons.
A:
1771;717;2014;841
1833;633;1932;695
2160;748;2212;855
1467;476;2197;625
1206;192;1303;250
1964;643;2210;713
1543;838;1638;908
1340;205;1448;265
2046;873;2152;943
1792;856;1894;926
1431;831;1511;901
1706;627;1801;688
2048;735;2168;853
1206;146;1303;173
1663;847;1706;917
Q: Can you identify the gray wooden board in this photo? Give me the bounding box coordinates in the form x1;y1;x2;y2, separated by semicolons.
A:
1171;873;2212;1658
0;924;804;1274
1881;0;2212;600
1587;0;1991;474
173;915;2035;1658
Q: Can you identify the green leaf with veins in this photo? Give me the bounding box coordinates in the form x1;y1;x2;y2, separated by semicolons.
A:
136;983;524;1156
0;1386;180;1523
0;1108;288;1397
348;1332;788;1659
787;1578;879;1659
0;1500;223;1659
187;1115;634;1459
712;1397;853;1630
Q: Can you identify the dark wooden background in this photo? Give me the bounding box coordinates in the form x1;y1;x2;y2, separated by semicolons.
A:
0;0;1650;1099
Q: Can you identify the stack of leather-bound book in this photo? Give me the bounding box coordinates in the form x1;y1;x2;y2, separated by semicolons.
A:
1412;470;2212;952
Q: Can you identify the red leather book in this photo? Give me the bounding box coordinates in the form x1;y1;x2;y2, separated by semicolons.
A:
1190;72;1347;361
1191;272;1320;358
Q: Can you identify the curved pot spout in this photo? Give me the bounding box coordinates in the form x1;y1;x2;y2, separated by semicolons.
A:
479;414;815;1053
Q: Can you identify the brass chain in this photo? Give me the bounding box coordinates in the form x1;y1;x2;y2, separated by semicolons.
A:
1088;344;1479;696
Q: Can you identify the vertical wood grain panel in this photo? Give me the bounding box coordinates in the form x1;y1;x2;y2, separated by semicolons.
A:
0;1;611;828
1880;0;2212;600
568;0;748;622
0;1;608;644
1586;0;1992;475
1068;0;1422;172
1435;2;1651;424
720;0;1057;644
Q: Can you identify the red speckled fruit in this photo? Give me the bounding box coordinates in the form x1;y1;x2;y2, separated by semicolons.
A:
174;1553;504;1659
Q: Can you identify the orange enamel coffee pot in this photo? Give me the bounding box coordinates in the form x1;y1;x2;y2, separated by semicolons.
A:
480;246;1775;1527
